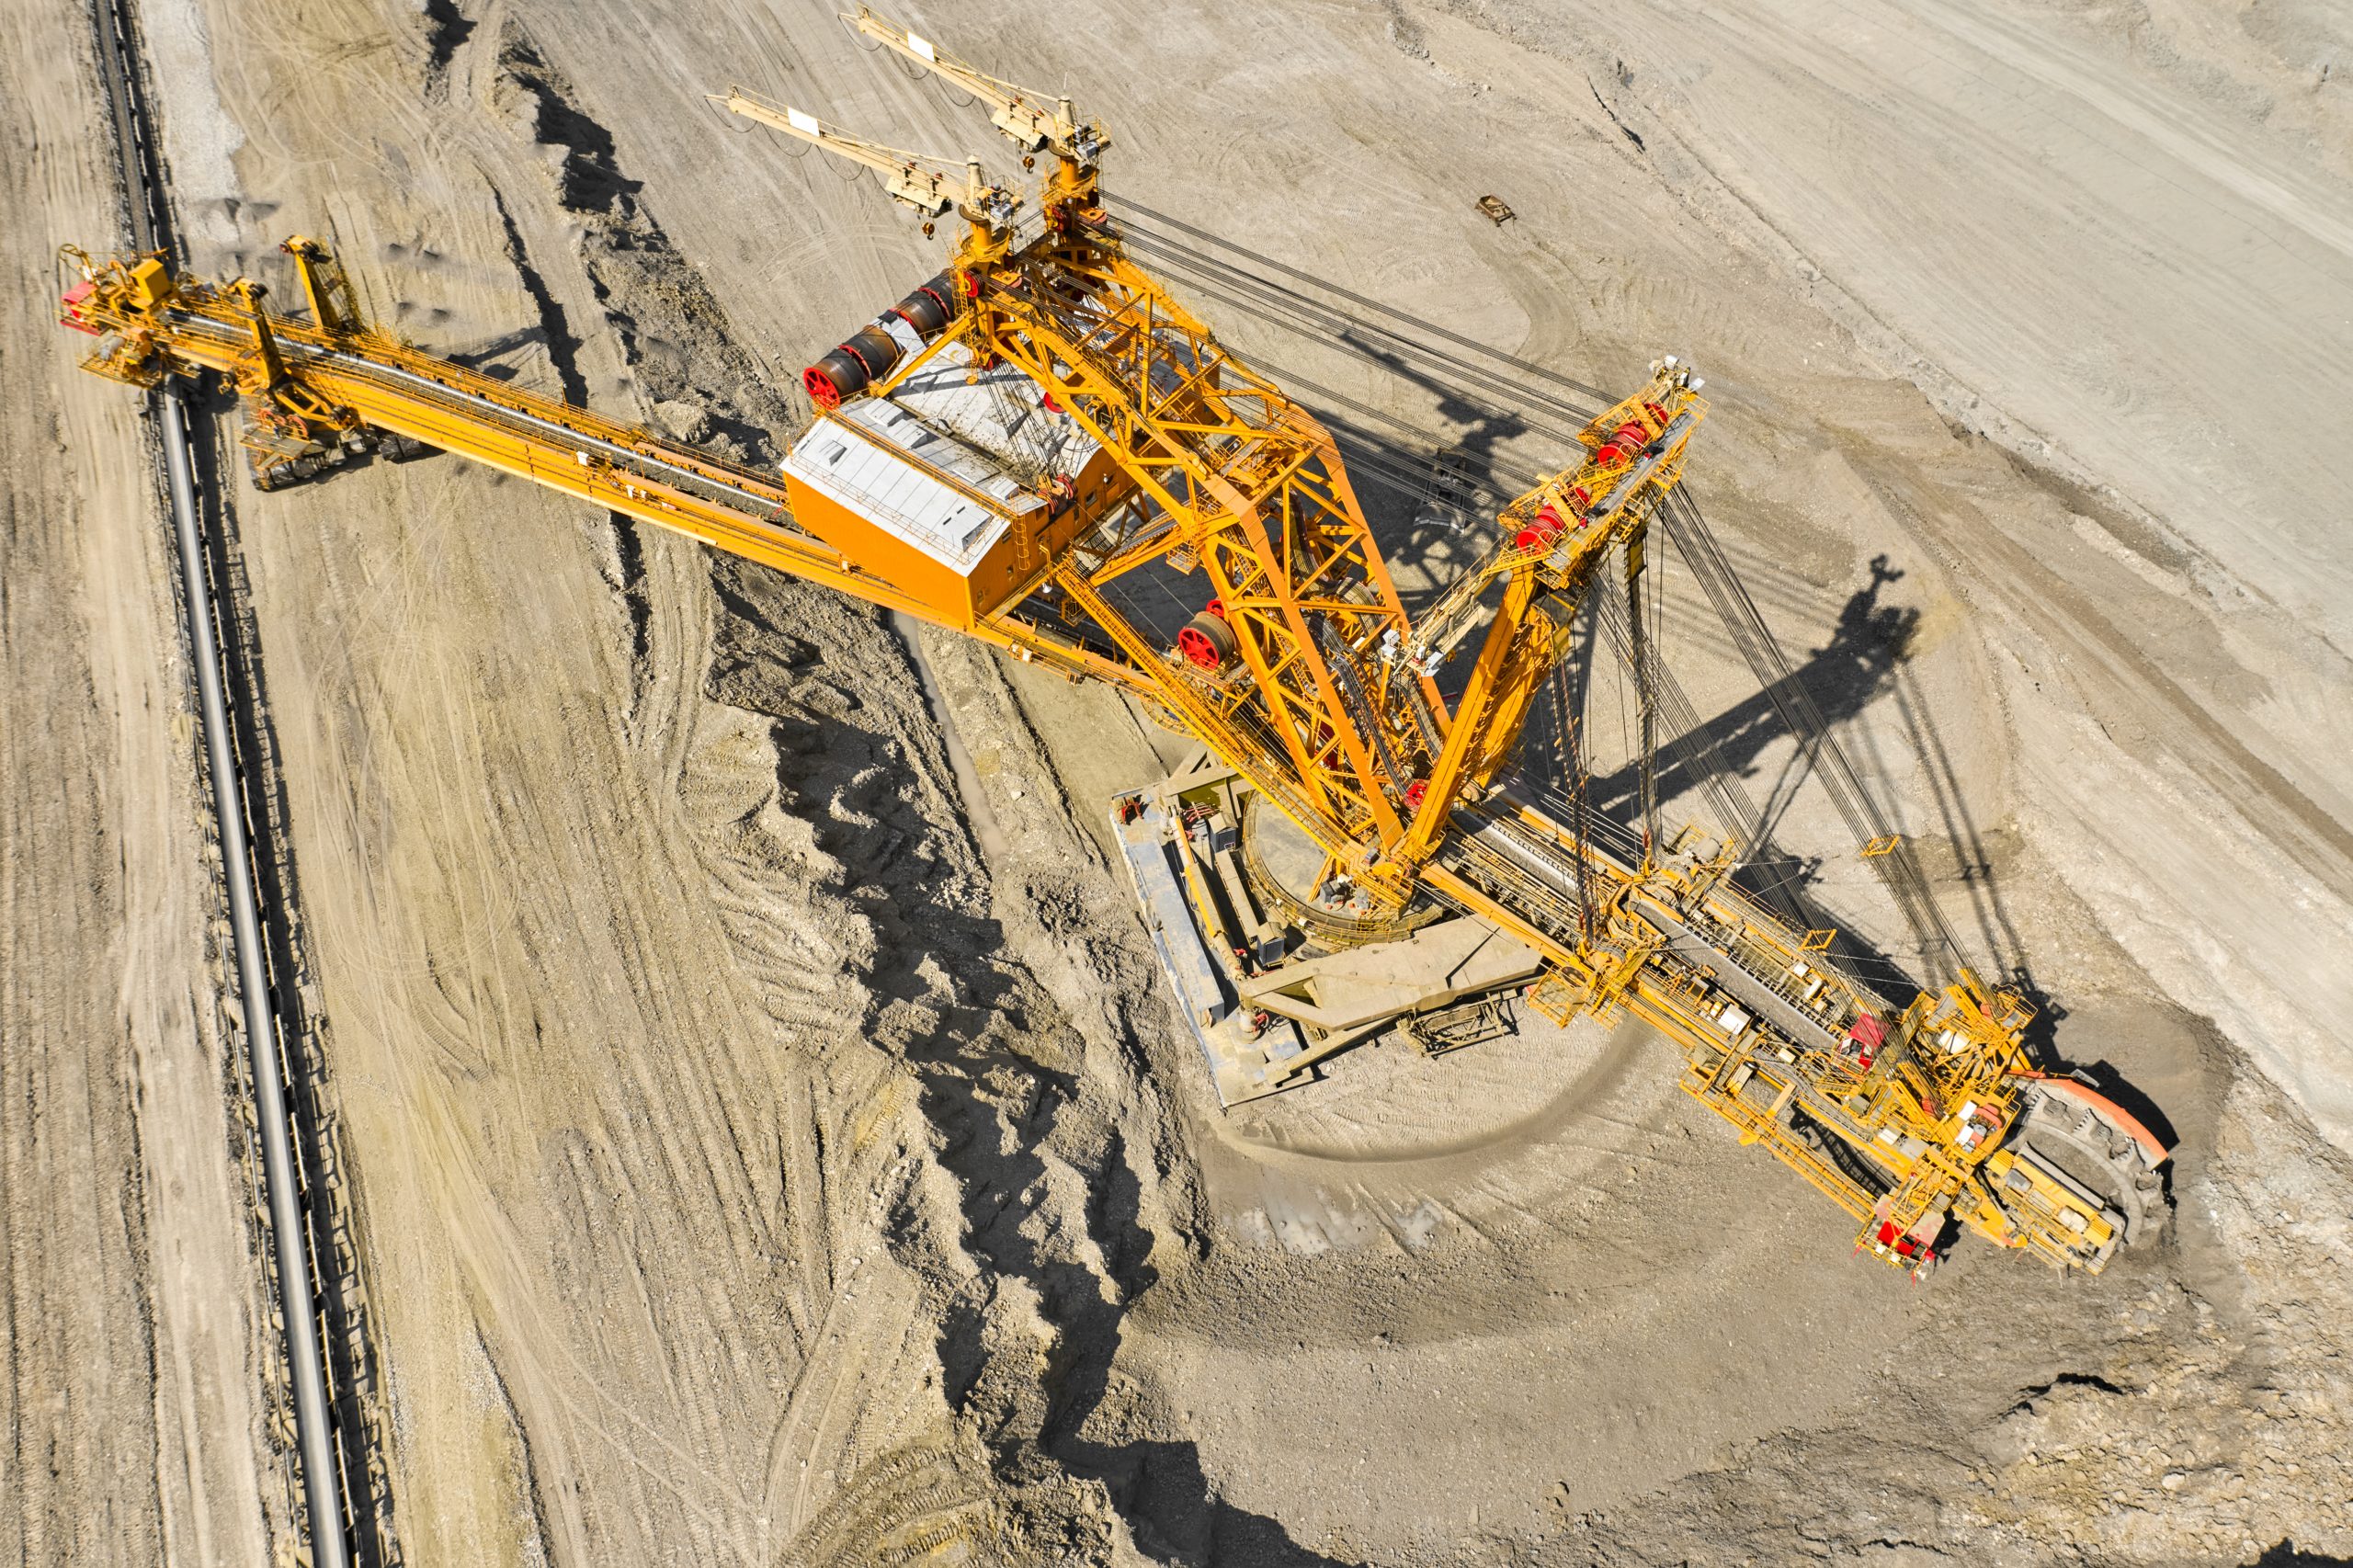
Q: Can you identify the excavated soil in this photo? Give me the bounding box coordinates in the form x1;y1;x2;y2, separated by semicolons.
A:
7;0;2353;1564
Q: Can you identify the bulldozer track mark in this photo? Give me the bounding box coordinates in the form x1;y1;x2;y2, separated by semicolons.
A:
775;1444;1000;1568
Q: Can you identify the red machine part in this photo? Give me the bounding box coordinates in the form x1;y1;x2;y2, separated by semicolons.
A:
1592;421;1654;468
1514;502;1568;552
1176;598;1237;670
802;271;966;411
61;280;99;335
2031;1076;2173;1166
1866;1198;1944;1268
801;362;847;409
1847;1012;1886;1071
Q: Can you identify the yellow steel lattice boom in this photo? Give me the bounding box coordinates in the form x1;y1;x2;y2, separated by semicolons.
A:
53;16;2169;1278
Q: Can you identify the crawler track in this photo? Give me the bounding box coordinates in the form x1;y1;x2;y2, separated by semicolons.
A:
87;5;387;1564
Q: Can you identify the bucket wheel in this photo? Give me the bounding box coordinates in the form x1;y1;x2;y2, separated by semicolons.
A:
2010;1077;2172;1244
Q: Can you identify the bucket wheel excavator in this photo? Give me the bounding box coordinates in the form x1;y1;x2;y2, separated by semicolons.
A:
56;9;2166;1278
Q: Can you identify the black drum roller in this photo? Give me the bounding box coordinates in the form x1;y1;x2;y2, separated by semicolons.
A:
918;270;964;320
891;287;949;339
842;325;903;381
802;347;869;410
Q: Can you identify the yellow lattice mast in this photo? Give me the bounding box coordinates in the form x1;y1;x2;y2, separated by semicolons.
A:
813;13;1706;900
987;244;1441;859
725;54;1447;891
54;15;2168;1278
1390;362;1705;881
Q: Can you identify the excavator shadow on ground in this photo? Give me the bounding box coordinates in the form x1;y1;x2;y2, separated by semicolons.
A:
1331;416;2177;1193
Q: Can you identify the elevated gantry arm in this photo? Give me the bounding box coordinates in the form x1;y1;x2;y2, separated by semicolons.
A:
847;6;1109;205
54;216;2157;1277
1388;358;1706;874
717;88;1020;252
54;8;2168;1275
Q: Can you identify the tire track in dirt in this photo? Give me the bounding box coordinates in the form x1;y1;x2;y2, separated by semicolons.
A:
269;11;1233;1558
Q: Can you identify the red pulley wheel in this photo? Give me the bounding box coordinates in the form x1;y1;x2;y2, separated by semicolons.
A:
1177;611;1238;670
1517;503;1566;551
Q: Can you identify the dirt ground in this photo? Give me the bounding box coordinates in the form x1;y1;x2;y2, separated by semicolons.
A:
8;0;2353;1563
0;2;293;1562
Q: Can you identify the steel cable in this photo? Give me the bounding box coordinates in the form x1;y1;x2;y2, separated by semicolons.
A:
1103;193;1614;406
1658;488;1971;982
1074;210;1948;974
1111;222;1602;455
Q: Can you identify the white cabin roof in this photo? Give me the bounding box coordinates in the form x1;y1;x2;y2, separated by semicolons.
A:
781;340;1100;577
